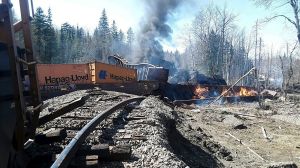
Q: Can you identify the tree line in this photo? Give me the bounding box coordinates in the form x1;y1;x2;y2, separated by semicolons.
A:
172;2;300;88
31;8;134;64
175;5;255;86
30;3;299;88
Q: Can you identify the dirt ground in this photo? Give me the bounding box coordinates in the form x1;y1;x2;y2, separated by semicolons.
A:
175;96;300;168
33;91;300;168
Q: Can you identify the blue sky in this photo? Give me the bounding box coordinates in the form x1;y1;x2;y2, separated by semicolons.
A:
11;0;296;52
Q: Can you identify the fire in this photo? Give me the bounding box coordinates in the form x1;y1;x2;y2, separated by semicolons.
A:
220;86;257;97
192;85;257;100
193;85;209;99
221;88;233;97
237;87;257;96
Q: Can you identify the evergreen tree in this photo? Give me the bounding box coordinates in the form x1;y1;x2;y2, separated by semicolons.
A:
74;25;85;62
32;7;47;62
44;8;57;63
111;20;119;40
119;29;125;43
32;7;136;64
111;20;119;53
126;27;134;47
60;22;75;62
126;27;134;57
32;7;57;63
96;9;111;61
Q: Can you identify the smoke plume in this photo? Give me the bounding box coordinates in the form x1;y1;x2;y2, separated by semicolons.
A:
133;0;183;65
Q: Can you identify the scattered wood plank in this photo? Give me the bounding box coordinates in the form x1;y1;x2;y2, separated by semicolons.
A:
261;126;271;142
117;129;126;133
233;113;258;118
35;128;67;144
225;133;242;144
246;146;265;161
109;145;132;161
125;116;146;121
97;95;120;101
225;132;265;161
76;144;132;162
38;95;89;126
77;144;110;158
116;135;147;141
261;89;277;97
61;116;94;120
267;162;297;168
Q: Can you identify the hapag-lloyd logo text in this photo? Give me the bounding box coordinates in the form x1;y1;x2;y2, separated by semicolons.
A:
44;74;89;84
98;70;135;81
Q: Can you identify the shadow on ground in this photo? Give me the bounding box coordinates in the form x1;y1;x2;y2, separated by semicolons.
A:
167;119;223;168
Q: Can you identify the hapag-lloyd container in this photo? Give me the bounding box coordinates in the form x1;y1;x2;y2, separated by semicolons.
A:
89;62;137;84
37;64;92;92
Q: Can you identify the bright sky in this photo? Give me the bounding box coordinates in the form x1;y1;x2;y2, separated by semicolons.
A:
11;0;296;53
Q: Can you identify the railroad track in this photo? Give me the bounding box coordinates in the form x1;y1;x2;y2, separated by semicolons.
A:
27;90;145;168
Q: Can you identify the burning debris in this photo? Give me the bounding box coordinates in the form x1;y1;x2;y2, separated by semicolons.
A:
193;85;258;100
193;85;209;99
237;87;257;97
219;86;258;97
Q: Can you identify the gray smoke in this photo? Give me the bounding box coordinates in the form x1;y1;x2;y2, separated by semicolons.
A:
134;0;183;65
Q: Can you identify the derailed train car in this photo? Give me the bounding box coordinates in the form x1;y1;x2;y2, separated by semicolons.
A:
36;55;170;98
37;62;139;98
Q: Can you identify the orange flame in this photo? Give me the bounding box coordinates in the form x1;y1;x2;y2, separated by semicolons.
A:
193;85;209;99
221;87;257;97
237;87;257;96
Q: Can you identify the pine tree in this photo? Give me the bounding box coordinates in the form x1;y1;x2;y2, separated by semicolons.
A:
74;25;85;62
44;8;57;63
111;20;119;54
126;27;134;57
126;27;134;47
111;20;119;41
32;7;47;62
119;29;125;43
60;22;75;62
96;9;111;61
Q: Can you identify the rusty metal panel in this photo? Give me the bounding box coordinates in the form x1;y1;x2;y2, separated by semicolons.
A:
89;63;96;84
96;81;160;95
0;1;26;156
92;62;137;84
18;0;41;104
0;42;18;168
147;67;169;82
37;64;92;92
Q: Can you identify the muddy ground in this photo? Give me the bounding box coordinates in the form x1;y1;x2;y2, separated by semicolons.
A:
176;95;300;168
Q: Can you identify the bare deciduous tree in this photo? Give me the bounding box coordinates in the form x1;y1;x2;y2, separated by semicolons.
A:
279;41;298;98
253;0;300;43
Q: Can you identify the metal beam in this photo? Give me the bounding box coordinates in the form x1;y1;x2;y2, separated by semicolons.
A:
0;1;26;151
18;0;42;138
51;97;145;168
0;4;9;18
13;20;22;32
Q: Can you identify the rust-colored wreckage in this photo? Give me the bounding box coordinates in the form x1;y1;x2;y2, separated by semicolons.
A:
36;54;273;105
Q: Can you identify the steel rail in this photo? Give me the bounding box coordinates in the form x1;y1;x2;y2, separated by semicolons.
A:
50;96;145;168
